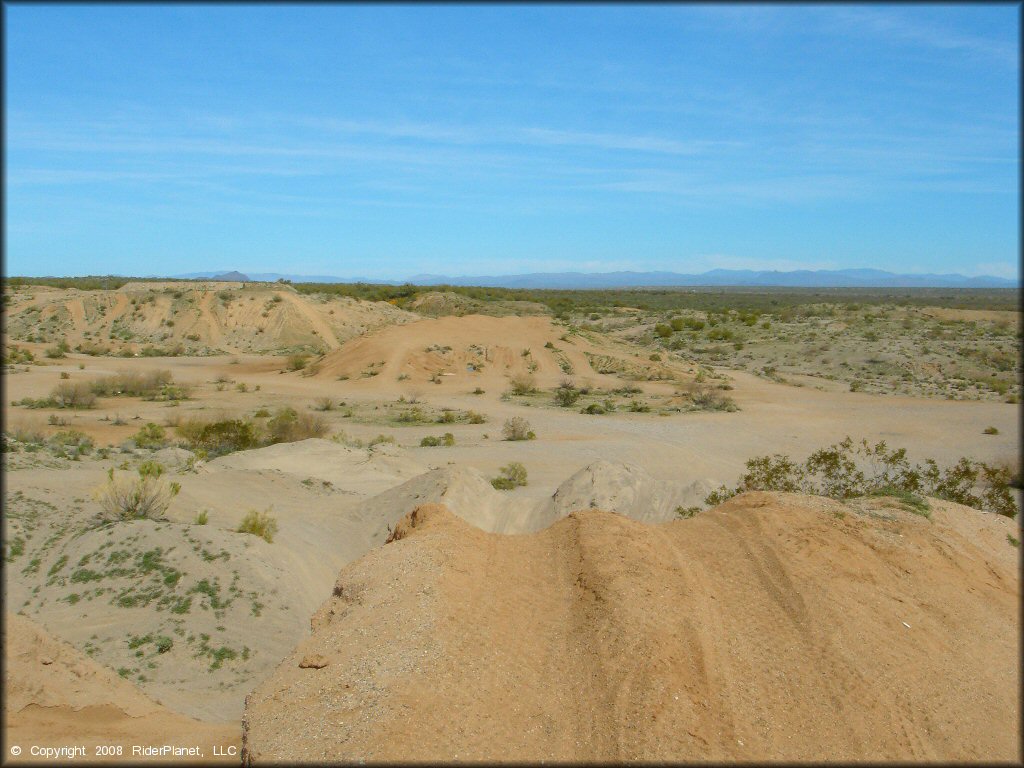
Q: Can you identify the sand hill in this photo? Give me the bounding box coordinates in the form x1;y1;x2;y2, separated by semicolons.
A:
3;282;415;355
358;461;721;542
4;612;238;763
312;314;682;391
242;493;1019;762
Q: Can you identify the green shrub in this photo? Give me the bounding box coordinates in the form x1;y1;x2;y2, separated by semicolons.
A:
194;510;209;525
707;437;1019;518
554;384;580;407
176;417;260;457
45;339;71;358
236;509;278;543
133;423;167;449
286;353;309;371
266;407;328;443
491;462;528;490
983;426;999;435
870;486;930;515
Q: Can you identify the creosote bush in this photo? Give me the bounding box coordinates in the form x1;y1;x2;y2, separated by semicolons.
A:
175;406;327;457
502;416;535;441
703;436;1018;518
491;462;528;490
132;422;168;449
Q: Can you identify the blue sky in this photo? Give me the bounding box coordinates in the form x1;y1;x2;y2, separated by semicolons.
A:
4;4;1019;280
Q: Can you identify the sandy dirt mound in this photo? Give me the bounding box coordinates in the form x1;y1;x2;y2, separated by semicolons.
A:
242;493;1018;762
543;459;719;522
2;283;415;355
312;314;679;391
357;461;722;538
408;290;549;317
4;612;239;763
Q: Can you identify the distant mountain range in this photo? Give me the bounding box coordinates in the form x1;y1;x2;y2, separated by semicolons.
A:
172;268;1018;289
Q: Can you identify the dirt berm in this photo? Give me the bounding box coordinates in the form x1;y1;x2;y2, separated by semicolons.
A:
241;492;1019;762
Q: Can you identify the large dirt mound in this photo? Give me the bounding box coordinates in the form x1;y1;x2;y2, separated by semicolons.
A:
357;460;721;539
312;314;682;390
2;282;415;355
242;493;1019;762
4;612;238;763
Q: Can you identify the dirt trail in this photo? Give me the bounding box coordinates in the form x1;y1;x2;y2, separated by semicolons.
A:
242;493;1019;762
278;290;342;349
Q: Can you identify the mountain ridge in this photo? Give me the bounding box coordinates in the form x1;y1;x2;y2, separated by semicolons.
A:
171;267;1017;289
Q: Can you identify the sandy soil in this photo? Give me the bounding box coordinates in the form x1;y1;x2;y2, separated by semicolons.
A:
4;613;239;764
242;495;1019;762
3;309;1021;764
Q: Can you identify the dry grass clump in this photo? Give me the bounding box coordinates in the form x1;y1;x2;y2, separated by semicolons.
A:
5;417;46;445
95;464;180;522
236;508;278;543
88;369;189;400
677;381;737;412
502;416;535;441
51;381;97;408
508;373;537;396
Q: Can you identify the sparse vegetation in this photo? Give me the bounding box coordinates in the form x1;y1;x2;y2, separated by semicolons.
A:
95;465;181;522
236;509;278;543
502;416;535;441
491;462;528;490
704;437;1018;518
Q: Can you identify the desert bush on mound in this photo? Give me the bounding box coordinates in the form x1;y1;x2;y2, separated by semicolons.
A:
502;416;535;441
95;464;180;522
176;417;261;457
704;436;1018;518
51;381;97;409
265;407;328;444
491;462;528;490
236;508;278;543
176;406;328;457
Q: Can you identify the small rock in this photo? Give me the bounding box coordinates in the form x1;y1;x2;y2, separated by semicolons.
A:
299;654;330;669
40;656;54;665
